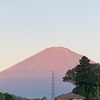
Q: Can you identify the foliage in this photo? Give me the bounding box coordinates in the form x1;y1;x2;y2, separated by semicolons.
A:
0;92;20;100
0;92;42;100
63;56;100;100
42;97;47;100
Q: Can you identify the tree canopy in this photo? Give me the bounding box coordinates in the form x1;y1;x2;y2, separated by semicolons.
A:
0;92;17;100
63;56;100;100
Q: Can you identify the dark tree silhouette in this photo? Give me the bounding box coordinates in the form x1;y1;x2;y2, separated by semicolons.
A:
63;56;100;100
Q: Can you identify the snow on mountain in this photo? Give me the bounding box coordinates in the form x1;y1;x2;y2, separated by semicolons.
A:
0;47;84;98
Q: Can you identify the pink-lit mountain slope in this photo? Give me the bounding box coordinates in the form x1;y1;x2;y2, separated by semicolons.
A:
0;47;92;98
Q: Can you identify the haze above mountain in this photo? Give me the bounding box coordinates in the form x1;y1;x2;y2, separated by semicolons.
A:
0;47;91;99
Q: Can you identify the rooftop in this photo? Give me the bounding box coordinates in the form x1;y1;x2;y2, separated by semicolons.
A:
55;92;86;99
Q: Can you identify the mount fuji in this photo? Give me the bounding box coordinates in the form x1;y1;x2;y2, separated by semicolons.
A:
0;47;88;99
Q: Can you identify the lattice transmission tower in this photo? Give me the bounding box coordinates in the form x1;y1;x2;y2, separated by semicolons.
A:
51;71;55;100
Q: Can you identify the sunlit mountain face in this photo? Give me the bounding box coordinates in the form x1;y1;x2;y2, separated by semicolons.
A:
0;47;92;99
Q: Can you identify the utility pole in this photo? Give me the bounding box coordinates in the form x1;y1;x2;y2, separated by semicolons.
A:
97;86;99;100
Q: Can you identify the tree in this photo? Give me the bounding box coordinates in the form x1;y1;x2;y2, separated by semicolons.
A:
0;92;18;100
63;56;100;100
4;93;15;100
42;97;47;100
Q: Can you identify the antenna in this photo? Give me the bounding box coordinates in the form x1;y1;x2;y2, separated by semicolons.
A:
51;71;55;100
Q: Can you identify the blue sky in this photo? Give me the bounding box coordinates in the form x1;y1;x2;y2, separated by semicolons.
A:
0;0;100;71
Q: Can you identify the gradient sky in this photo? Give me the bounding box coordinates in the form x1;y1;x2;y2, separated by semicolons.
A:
0;0;100;71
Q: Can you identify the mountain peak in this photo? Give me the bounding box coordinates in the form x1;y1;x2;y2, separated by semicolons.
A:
45;46;69;51
41;46;72;56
